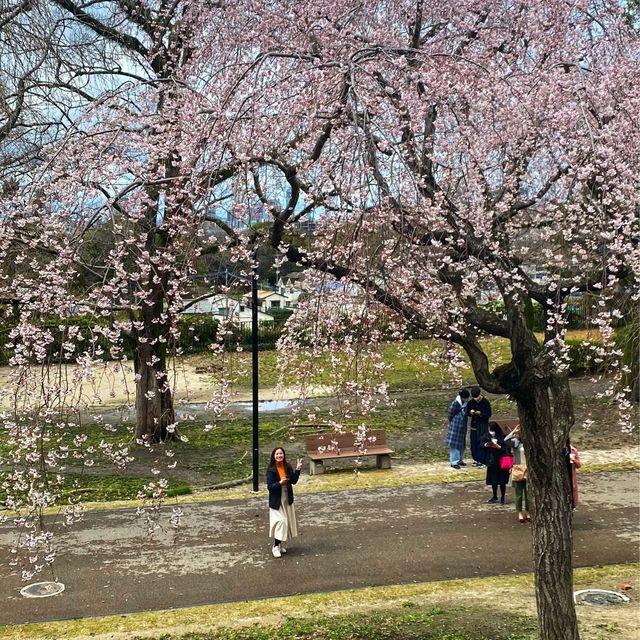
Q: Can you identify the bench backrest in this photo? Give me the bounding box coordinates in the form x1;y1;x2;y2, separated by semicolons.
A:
494;418;520;435
305;429;388;455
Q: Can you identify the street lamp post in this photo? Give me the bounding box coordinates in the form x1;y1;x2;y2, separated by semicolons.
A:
251;271;259;492
212;269;260;491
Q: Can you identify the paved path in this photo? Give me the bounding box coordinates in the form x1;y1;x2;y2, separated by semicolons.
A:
0;470;638;626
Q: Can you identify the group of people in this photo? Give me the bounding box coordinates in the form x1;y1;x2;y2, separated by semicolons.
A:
446;386;519;511
446;386;491;470
264;388;583;558
446;386;581;523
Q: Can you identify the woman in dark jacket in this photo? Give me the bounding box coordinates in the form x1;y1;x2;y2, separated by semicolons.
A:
468;386;492;467
266;447;303;558
481;422;510;504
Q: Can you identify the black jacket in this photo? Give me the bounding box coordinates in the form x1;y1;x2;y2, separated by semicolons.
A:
468;396;492;430
480;429;507;467
266;464;300;509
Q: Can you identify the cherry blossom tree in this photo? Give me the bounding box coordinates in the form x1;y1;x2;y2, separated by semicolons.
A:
240;3;639;639
0;2;637;639
0;0;283;581
0;0;355;583
2;0;280;442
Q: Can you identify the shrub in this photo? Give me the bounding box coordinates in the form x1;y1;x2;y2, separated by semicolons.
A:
565;339;606;375
0;313;288;365
482;300;545;332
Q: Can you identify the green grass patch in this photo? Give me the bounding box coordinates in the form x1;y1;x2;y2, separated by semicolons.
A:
0;474;191;504
1;565;635;640
223;332;605;391
0;390;524;502
227;338;513;391
157;606;535;640
61;474;192;501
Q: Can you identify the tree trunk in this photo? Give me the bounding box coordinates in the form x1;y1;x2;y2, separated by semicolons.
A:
132;183;177;443
519;383;579;640
134;341;176;443
133;302;176;443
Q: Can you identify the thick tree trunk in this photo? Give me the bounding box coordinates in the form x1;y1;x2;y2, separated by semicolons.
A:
518;383;579;640
134;340;176;443
132;186;177;443
133;299;176;443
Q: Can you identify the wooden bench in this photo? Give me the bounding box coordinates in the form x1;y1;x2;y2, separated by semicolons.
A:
304;429;394;476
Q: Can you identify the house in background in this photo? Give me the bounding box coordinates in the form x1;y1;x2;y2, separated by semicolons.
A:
182;294;274;327
276;272;304;307
256;289;290;312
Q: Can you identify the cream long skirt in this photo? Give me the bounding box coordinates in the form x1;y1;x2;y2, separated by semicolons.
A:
269;497;298;542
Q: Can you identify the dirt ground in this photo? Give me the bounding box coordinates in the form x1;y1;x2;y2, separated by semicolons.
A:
0;358;322;411
1;358;635;491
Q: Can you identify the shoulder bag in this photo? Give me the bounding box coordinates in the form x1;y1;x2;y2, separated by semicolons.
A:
500;454;514;471
511;463;528;481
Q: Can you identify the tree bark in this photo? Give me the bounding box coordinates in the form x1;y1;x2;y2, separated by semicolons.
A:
134;340;176;443
464;288;580;640
518;381;579;640
133;301;176;444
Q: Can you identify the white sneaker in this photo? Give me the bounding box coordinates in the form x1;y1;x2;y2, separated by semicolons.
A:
272;545;281;558
280;545;287;554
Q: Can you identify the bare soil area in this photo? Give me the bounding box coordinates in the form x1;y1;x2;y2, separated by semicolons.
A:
0;358;330;411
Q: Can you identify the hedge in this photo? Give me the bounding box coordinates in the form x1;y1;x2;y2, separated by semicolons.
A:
0;314;286;365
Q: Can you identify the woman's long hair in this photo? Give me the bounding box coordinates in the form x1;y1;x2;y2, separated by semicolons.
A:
269;447;292;472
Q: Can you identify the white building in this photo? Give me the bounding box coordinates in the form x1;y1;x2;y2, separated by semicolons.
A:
256;289;290;312
182;294;274;326
276;272;304;307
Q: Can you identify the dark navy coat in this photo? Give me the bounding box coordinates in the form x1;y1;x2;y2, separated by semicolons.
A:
266;464;300;510
480;428;510;485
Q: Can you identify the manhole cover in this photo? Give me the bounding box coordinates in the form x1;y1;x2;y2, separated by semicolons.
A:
20;581;65;598
574;589;630;606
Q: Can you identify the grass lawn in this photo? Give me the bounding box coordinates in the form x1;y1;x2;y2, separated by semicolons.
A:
2;565;636;640
1;390;520;502
148;605;537;639
2;382;632;503
0;334;632;504
228;331;599;391
227;337;514;390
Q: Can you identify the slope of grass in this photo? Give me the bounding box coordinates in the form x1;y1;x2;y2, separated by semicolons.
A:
228;337;513;390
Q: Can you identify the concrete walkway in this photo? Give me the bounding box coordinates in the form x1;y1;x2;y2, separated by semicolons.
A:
0;469;638;626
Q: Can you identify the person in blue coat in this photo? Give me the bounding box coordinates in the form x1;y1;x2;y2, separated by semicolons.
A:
446;388;470;469
266;447;303;558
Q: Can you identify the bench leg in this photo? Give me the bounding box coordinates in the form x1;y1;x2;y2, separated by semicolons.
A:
376;454;391;470
309;459;324;476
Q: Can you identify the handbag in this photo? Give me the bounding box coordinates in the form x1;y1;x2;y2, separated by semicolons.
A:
511;463;528;481
500;454;514;471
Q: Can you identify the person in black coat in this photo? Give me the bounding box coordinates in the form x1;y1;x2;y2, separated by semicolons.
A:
266;447;303;558
468;386;492;467
481;421;510;504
